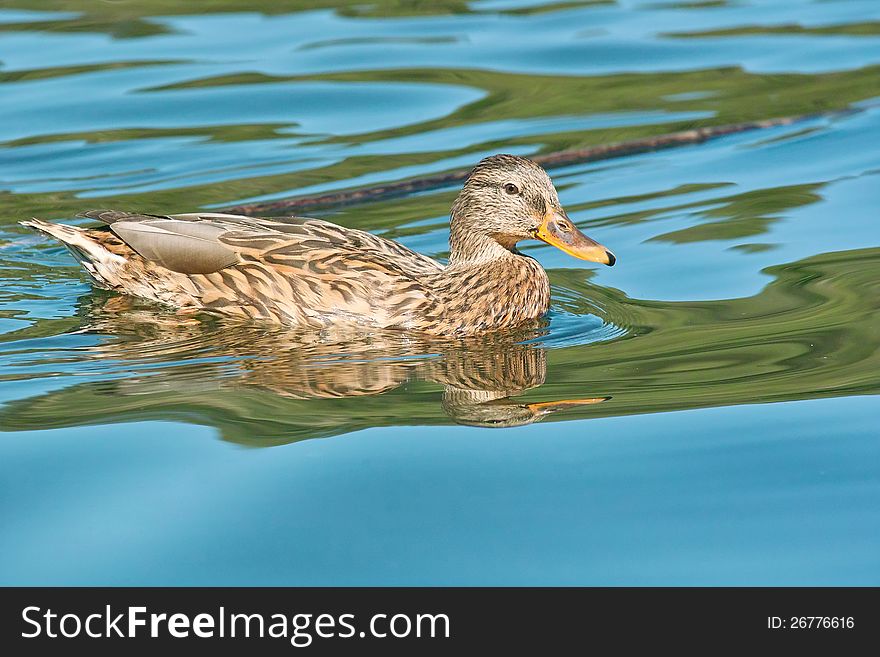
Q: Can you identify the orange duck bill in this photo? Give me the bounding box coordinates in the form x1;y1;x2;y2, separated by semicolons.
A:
525;396;610;415
533;209;616;266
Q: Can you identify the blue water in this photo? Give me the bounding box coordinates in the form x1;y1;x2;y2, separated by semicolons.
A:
1;0;879;585
1;397;876;586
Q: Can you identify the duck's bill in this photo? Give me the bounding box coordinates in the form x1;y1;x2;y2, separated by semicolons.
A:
526;397;610;415
534;210;616;266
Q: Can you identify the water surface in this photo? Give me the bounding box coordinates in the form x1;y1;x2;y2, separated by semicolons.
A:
1;0;879;585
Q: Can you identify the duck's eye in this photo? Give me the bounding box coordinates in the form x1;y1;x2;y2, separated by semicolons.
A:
503;183;520;195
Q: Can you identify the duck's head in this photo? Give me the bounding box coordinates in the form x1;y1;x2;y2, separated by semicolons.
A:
449;154;615;266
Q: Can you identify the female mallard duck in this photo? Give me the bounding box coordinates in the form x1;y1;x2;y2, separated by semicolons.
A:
22;154;614;335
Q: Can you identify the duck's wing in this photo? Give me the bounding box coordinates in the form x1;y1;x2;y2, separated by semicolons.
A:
78;210;445;327
79;210;443;276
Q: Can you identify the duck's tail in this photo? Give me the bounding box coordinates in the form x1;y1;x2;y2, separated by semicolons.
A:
20;218;123;288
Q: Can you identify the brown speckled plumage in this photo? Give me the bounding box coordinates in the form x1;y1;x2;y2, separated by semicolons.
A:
21;155;614;336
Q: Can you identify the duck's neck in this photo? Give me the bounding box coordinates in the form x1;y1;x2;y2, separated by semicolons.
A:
430;214;550;333
448;213;516;266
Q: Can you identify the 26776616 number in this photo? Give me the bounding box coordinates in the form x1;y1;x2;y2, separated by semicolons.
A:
767;616;854;629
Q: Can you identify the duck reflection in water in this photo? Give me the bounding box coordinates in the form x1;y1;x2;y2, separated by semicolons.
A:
1;295;608;443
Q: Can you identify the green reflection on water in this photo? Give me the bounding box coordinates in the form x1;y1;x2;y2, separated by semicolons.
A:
3;62;878;220
0;0;616;35
646;183;824;244
2;246;877;446
664;22;880;39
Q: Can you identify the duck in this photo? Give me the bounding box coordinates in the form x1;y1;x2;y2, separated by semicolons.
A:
22;154;615;336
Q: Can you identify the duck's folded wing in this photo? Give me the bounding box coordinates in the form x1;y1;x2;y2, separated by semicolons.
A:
77;210;445;326
108;220;240;274
80;210;442;277
77;210;249;275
